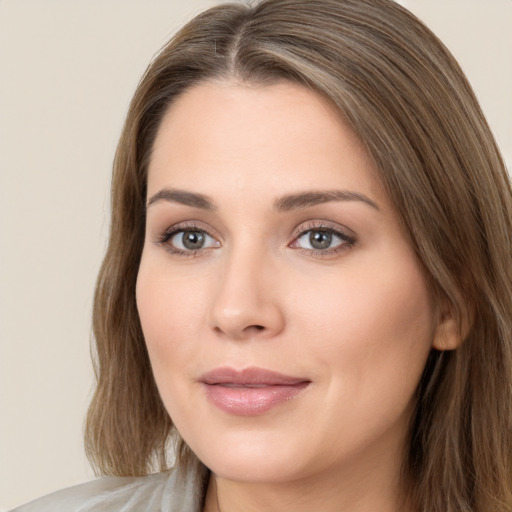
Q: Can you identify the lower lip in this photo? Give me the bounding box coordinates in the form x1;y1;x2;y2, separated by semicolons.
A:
202;382;310;416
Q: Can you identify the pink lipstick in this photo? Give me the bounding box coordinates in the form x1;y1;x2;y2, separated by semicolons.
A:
199;367;310;416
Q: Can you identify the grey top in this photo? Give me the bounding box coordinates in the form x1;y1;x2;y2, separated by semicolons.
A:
10;463;208;512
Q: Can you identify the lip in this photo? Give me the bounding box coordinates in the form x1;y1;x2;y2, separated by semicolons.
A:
199;367;311;416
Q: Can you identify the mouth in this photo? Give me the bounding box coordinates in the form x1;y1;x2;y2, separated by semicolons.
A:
199;367;311;416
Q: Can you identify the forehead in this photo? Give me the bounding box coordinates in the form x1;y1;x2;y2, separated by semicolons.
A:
147;80;387;209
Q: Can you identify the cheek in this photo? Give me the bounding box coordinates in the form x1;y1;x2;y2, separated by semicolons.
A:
292;251;436;404
135;264;205;433
136;260;206;375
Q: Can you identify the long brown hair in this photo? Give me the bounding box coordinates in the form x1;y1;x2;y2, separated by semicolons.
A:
85;1;512;510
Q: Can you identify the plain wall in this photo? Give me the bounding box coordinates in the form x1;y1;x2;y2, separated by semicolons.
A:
1;1;510;509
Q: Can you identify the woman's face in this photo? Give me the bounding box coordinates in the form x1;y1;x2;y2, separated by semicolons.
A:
137;80;446;485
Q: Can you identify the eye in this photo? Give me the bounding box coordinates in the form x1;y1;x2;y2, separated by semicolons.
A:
157;226;220;254
290;225;356;255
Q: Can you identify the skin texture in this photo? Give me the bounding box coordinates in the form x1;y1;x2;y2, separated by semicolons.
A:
136;81;457;512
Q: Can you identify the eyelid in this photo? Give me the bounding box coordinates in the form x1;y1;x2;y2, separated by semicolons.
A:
154;220;219;241
152;219;356;257
153;220;221;256
289;220;357;255
291;220;356;240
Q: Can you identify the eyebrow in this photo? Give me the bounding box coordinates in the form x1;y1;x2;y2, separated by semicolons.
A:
146;187;379;212
147;188;216;210
274;190;380;211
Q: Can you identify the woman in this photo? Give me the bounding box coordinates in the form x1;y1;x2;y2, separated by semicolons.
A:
12;0;512;510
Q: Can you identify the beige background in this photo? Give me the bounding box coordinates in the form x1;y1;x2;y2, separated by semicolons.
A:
1;1;510;510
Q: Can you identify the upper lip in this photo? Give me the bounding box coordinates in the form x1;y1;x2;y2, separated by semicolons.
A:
199;367;310;386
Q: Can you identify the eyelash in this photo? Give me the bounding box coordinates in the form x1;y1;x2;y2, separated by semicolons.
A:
154;221;357;258
155;222;216;258
291;221;357;257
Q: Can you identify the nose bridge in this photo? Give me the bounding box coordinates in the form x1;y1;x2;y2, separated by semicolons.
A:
209;238;284;340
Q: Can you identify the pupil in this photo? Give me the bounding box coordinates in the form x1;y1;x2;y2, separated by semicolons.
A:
183;231;205;250
310;231;332;250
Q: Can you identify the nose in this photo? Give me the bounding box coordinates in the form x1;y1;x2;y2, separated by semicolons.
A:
208;245;285;341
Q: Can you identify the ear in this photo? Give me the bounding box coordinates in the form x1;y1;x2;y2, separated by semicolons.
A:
431;301;468;351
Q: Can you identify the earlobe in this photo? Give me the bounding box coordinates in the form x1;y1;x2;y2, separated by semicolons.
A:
431;303;471;351
432;312;460;351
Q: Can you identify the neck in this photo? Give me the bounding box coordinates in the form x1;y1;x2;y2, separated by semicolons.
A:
203;448;412;512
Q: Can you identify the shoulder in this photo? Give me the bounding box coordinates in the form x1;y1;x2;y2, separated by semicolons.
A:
9;465;206;512
9;475;139;511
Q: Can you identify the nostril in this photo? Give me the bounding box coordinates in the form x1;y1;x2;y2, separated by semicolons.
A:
251;325;265;331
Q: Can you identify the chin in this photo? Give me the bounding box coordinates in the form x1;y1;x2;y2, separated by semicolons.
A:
185;429;309;483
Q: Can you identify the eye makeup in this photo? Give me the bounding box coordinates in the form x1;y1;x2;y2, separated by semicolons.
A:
153;218;357;259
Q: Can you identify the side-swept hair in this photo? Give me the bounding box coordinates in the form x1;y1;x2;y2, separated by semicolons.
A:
85;1;512;510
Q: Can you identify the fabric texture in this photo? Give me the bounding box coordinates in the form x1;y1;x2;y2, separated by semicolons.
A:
10;462;208;512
